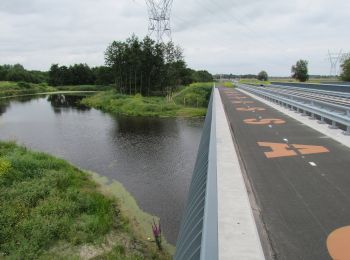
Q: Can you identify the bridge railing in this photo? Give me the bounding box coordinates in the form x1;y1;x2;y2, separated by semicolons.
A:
174;89;218;260
174;87;265;260
239;84;350;135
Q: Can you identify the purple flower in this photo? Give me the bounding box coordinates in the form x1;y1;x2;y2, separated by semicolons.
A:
152;219;162;251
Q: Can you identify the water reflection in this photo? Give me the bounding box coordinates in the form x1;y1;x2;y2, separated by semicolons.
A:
48;94;91;113
0;100;9;116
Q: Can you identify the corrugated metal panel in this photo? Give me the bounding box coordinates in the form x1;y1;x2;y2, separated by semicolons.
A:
174;90;218;260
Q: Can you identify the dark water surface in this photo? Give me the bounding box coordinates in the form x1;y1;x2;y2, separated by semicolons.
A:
0;94;203;244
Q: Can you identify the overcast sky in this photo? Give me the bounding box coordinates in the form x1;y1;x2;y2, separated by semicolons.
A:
0;0;349;76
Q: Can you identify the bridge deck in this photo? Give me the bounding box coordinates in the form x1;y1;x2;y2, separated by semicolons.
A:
219;87;350;259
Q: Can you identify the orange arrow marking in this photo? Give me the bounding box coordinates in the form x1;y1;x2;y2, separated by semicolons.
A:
257;142;297;158
292;144;329;155
327;226;350;260
257;142;330;158
244;118;286;125
237;107;266;111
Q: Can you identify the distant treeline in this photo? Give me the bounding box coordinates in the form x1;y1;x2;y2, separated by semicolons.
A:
48;64;114;86
0;64;48;83
215;74;259;79
216;74;342;80
1;35;213;96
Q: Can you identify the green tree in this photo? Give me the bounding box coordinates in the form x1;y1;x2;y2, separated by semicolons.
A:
92;66;114;85
340;56;350;81
291;60;309;82
257;70;268;81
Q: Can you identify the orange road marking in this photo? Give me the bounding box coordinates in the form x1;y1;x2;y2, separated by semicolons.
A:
292;144;330;155
232;101;254;104
237;107;266;111
257;142;330;158
327;226;350;260
257;142;297;158
244;118;286;125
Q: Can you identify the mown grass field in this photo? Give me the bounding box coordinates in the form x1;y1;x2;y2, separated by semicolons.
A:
81;83;213;118
0;141;171;259
0;81;56;97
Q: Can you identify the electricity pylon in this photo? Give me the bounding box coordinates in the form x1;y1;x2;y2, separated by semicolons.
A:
328;50;343;76
145;0;174;43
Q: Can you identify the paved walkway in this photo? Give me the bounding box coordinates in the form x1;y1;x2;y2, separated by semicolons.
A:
219;87;350;260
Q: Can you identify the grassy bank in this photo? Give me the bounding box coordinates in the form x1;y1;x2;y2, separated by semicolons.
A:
55;85;114;92
81;83;213;117
0;81;56;97
0;141;171;259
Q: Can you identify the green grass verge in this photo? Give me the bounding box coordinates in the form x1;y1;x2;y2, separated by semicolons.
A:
238;79;270;85
0;81;56;97
222;81;234;88
81;83;213;118
0;141;171;259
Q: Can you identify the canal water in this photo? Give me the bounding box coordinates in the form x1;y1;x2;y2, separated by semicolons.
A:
0;94;203;244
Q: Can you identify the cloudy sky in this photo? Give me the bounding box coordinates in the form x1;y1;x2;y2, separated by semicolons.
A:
0;0;348;76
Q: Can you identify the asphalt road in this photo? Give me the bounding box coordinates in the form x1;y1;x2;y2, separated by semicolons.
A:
219;87;350;260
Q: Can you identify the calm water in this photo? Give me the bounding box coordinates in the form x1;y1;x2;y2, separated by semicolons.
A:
0;94;203;244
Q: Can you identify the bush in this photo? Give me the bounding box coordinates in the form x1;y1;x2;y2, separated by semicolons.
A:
173;83;213;107
17;81;31;89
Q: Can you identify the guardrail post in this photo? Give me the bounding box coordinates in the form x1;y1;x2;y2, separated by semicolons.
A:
344;126;350;136
329;121;338;129
318;116;326;124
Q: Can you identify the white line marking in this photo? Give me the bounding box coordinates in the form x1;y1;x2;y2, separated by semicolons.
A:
309;162;317;167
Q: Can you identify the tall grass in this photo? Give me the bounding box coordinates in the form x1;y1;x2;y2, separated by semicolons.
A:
0;142;170;259
173;82;213;107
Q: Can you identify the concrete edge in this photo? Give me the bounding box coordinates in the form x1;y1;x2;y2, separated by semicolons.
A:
238;88;350;149
214;88;265;260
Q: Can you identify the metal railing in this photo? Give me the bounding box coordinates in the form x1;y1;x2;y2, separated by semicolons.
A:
174;90;218;260
269;84;350;99
238;84;350;134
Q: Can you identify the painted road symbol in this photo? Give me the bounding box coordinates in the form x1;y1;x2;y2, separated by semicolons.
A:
257;142;329;158
232;101;254;104
237;107;266;111
327;226;350;260
244;118;286;125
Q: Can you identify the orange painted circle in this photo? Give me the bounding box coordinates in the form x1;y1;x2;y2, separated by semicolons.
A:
327;226;350;260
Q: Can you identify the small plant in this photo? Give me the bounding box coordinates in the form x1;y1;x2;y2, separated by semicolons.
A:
0;158;11;177
152;219;162;251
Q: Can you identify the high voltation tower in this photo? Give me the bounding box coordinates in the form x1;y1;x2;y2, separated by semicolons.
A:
145;0;174;43
327;50;343;76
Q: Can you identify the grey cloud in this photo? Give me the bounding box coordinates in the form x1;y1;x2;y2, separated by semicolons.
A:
0;0;349;75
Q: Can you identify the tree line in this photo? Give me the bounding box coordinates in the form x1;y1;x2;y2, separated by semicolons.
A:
0;64;48;84
48;64;114;86
1;36;213;95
